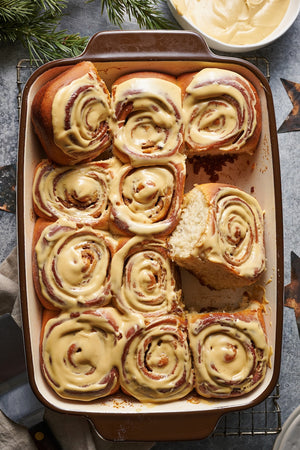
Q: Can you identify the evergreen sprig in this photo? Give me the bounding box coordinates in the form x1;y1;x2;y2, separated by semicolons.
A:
0;0;175;64
99;0;175;29
0;0;89;64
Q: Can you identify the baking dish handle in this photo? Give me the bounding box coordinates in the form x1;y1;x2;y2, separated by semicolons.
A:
80;30;214;61
88;411;222;441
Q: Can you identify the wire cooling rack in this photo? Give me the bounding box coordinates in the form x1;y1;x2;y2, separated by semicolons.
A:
16;57;280;437
212;384;281;436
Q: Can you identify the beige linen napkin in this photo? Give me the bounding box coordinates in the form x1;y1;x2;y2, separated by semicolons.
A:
0;247;154;450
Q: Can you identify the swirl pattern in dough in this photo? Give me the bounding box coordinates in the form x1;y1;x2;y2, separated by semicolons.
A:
187;304;270;398
109;156;186;236
41;308;123;400
32;158;121;228
33;218;117;310
120;315;194;403
32;61;112;165
111;236;182;317
168;183;265;289
178;68;261;156
111;72;183;165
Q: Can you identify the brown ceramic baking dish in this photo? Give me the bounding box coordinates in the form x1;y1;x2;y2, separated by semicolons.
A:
17;30;283;441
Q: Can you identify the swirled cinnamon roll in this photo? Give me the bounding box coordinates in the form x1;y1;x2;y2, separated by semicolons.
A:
32;158;121;229
111;236;182;317
120;315;194;403
41;308;123;401
109;155;186;236
33;218;117;310
111;72;184;165
178;68;261;156
187;303;270;398
168;183;265;289
32;61;112;165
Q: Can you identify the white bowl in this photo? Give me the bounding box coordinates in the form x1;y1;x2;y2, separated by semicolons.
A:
167;0;300;53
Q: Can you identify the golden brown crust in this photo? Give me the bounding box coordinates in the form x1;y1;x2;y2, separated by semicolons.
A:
32;61;112;165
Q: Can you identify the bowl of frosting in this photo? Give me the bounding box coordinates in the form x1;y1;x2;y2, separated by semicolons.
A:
167;0;300;53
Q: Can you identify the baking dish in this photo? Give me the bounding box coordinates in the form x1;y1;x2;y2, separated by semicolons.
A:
17;30;283;441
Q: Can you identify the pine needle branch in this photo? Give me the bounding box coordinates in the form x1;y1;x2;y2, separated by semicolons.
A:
99;0;175;29
0;0;89;64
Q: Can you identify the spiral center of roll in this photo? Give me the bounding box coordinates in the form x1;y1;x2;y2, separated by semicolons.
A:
125;251;166;300
57;172;101;208
203;333;252;382
122;167;174;222
52;72;111;155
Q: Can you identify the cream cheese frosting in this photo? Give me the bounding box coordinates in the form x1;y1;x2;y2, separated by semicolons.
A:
188;311;270;397
112;76;183;164
52;71;112;157
172;0;290;45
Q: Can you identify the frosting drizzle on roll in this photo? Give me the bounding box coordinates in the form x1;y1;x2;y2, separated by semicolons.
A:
179;68;261;156
120;315;194;403
52;70;112;161
111;236;182;317
188;306;270;398
112;74;183;165
34;219;117;309
32;158;121;228
109;155;186;236
41;308;123;400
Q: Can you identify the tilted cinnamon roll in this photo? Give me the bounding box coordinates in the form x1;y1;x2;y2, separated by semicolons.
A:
32;61;112;165
168;183;265;289
111;236;182;317
41;308;123;400
187;303;270;398
120;315;194;403
178;68;261;156
111;72;184;165
32;158;121;229
33;218;117;310
109;155;186;236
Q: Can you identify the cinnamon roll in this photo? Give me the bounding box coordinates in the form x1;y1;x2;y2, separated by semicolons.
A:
41;308;123;400
111;236;182;317
111;72;184;165
109;155;186;236
32;61;112;165
33;218;117;310
32;158;121;228
178;68;261;156
168;183;265;289
187;303;270;398
120;315;194;403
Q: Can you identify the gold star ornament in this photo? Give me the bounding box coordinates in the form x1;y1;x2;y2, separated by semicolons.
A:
278;79;300;133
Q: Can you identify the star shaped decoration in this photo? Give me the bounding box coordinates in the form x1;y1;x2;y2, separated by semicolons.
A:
284;251;300;335
278;79;300;133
